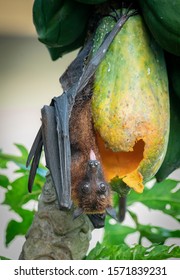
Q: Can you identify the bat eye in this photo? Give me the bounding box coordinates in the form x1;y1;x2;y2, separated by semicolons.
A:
88;160;99;168
99;183;107;193
89;161;94;167
94;161;99;166
82;183;90;194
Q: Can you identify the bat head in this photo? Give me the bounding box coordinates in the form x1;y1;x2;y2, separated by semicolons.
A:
73;150;116;220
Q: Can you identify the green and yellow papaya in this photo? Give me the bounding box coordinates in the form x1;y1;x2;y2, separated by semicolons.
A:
92;12;170;193
138;0;180;56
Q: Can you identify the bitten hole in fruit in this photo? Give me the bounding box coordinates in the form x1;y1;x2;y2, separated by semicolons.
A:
96;133;145;182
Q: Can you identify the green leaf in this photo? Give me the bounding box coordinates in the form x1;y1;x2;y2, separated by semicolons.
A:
86;242;131;260
0;256;11;260
143;244;180;260
6;209;34;246
14;144;29;159
33;0;64;34
107;209;180;245
33;0;92;59
127;179;180;221
103;217;136;245
0;149;9;168
86;242;180;260
3;175;42;212
0;144;46;172
128;244;180;260
0;152;25;168
138;224;180;244
3;175;29;210
0;174;9;188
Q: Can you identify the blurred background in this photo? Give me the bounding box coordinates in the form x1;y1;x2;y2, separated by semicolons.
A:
0;0;179;260
0;0;79;259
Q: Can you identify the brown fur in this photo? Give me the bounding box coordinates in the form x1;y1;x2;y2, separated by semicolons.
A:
69;99;112;213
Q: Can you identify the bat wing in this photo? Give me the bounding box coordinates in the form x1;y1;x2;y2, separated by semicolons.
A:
41;103;72;209
26;127;43;192
50;84;81;209
28;87;76;209
50;87;78;209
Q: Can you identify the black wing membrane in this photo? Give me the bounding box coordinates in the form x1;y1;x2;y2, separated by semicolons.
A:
27;127;43;192
52;90;77;209
27;12;134;215
41;104;71;209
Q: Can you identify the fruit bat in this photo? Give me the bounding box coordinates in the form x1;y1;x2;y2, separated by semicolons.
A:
27;11;135;228
72;149;112;218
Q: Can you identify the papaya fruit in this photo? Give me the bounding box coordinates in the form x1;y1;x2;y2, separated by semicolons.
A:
91;11;170;193
33;0;91;58
156;89;180;181
138;0;180;56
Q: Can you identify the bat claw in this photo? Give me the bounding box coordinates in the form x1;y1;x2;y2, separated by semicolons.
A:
73;207;84;220
106;207;118;221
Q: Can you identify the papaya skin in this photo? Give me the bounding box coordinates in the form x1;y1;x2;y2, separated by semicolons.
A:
91;13;169;193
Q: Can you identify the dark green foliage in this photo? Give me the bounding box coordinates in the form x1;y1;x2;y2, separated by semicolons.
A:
156;76;180;181
138;0;180;56
33;0;92;59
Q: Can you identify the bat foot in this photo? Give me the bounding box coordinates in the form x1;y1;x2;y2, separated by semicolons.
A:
117;196;126;222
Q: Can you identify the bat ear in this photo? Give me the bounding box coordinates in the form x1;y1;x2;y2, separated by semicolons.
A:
73;207;84;220
90;149;96;160
106;207;117;221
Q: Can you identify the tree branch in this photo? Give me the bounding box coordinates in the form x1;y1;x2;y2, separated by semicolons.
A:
19;173;93;260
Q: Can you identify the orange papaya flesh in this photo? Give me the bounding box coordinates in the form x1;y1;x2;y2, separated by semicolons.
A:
96;135;145;193
92;13;170;193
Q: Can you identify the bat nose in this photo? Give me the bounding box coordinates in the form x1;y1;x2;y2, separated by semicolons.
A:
99;194;106;199
89;160;99;169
